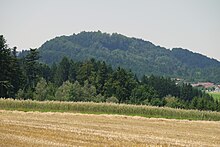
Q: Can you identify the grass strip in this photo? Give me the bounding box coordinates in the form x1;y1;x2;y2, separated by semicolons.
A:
0;98;220;121
209;92;220;101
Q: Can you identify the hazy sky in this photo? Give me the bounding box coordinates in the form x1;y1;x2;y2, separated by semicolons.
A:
1;0;220;60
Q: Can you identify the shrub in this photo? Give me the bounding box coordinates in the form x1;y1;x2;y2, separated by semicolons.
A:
106;96;119;103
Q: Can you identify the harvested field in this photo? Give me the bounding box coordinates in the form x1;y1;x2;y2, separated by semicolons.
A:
0;110;220;146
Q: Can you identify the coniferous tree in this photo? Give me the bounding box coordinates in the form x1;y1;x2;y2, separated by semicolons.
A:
24;48;40;91
0;35;12;97
95;61;108;95
104;67;137;103
76;59;95;85
68;60;77;83
130;85;158;104
55;57;70;86
39;63;52;82
0;36;23;97
10;47;24;96
50;63;57;82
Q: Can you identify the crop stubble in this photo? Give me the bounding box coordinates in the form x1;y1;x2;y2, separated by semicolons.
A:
0;110;220;146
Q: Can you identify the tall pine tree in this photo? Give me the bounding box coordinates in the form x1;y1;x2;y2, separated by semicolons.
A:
24;48;40;91
0;35;23;97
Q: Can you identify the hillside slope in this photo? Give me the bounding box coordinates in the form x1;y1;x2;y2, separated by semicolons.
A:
28;31;220;83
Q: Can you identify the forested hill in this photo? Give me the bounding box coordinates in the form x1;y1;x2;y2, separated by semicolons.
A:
23;31;220;83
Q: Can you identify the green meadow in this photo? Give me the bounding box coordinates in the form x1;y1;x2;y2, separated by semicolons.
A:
209;92;220;101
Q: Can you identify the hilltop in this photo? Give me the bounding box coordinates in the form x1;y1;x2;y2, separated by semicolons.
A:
20;31;220;83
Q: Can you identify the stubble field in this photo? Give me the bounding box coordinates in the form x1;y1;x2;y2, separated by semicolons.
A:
0;110;220;146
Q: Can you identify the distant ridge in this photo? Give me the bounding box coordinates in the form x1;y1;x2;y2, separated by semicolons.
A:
20;31;220;83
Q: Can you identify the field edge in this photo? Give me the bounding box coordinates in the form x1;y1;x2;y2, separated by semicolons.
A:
0;98;220;121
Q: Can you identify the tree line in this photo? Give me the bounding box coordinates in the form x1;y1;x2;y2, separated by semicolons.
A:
1;35;219;111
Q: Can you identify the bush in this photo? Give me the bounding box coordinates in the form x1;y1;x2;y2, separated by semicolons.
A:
92;94;105;103
106;96;119;103
55;81;73;101
164;95;180;108
150;98;164;107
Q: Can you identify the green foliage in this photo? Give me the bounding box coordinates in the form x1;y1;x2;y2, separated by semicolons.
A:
164;95;183;108
76;59;96;85
3;34;219;113
142;75;179;98
55;81;73;101
93;94;105;103
150;98;164;107
82;80;97;101
69;80;97;102
24;48;40;90
130;85;158;104
16;88;34;100
1;99;220;121
106;96;119;103
33;78;48;101
45;83;57;101
189;97;219;111
0;35;23;97
95;61;109;95
55;57;70;86
53;80;99;102
209;92;220;101
171;48;220;68
23;31;220;84
12;55;220;112
33;78;56;101
69;81;83;101
104;67;137;103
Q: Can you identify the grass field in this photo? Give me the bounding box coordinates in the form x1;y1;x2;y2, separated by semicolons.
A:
0;110;220;146
209;92;220;101
0;98;220;121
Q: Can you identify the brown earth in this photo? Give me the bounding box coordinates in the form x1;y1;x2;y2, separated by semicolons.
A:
0;110;220;146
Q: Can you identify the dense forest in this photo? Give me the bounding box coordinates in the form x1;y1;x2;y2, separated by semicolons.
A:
1;35;220;112
19;31;220;83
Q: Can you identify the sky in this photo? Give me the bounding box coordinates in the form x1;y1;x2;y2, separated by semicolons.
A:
1;0;220;61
